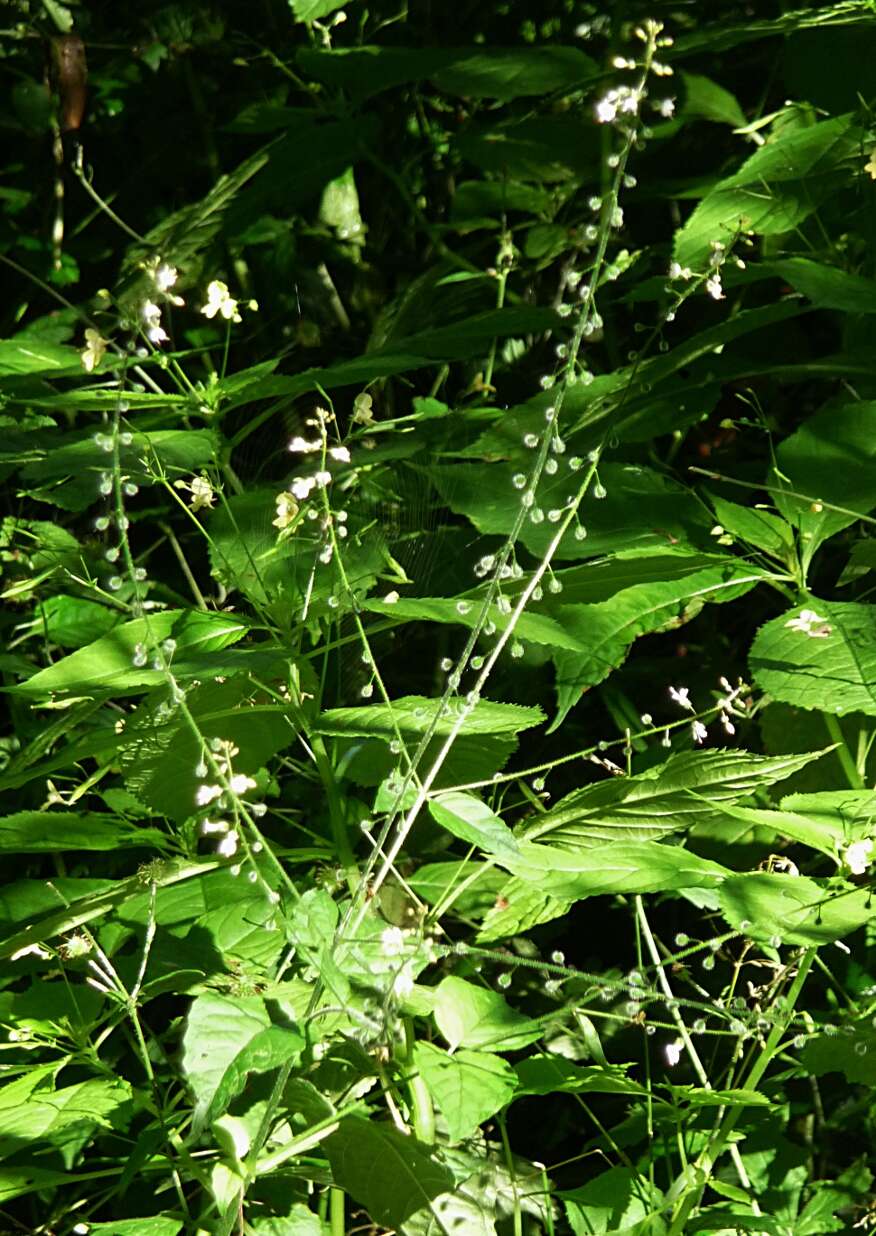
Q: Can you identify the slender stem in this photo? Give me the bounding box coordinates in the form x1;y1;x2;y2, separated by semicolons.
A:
824;713;864;789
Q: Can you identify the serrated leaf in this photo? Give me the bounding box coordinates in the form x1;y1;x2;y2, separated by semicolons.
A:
550;563;765;729
514;1055;647;1097
182;993;271;1134
750;601;876;715
433;976;542;1051
0;811;167;852
429;791;520;859
477;877;572;942
363;594;588;652
502;840;729;901
413;1042;516;1142
521;749;827;848
718;872;872;944
674;115;862;270
11;610;248;700
317;695;544;738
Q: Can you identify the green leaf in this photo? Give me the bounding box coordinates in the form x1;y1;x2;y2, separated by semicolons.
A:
563;1166;664;1236
773;401;876;553
801;1021;876;1085
297;46;596;103
431;47;597;101
87;1220;184;1236
433;975;542;1051
323;1116;455;1230
771;257;876;313
290;0;345;21
680;71;747;126
206;1025;304;1126
0;1069;131;1161
550;562;764;729
514;1055;647;1097
674;115;862;270
477;878;573;942
707;494;793;559
317;695;544;738
38;595;120;648
718;873;872;944
11;610;249;700
429;791;520;860
181;993;271;1133
0;810;167;852
749;601;876;716
502;840;729;900
521;749;826;848
413;1042;517;1142
363;594;588;652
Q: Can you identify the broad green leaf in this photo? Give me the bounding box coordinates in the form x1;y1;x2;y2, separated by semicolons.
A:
502;840;729;899
363;594;588;652
118;678;291;823
413;1042;516;1142
429;791;519;860
317;695;544;738
772;257;876;314
477;878;573;942
181;993;271;1133
323;1116;454;1230
718;872;872;944
550;562;764;729
750;601;876;716
432;461;711;562
0;336;84;378
431;47;597;101
433;975;542;1051
521;749;826;848
11;609;248;699
563;1166;664;1236
0;1167;90;1204
773;401;876;555
680;71;747;126
801;1021;876;1085
0;810;167;852
19;428;218;512
38;594;120;648
514;1055;647;1098
674;115;862;270
206;1025;304;1126
409;861;507;920
250;1208;322;1236
290;0;345;21
297;46;596;103
87;1220;184;1236
0;1070;131;1161
707;494;793;559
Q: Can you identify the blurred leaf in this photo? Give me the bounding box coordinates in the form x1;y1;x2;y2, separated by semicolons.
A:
317;695;544;738
680;72;747;126
0;811;167;852
718;872;872;944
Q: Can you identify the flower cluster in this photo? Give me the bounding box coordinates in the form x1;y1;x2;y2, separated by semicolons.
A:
195;740;261;861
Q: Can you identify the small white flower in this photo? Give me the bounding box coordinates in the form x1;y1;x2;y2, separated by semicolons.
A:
174;474;215;512
596;96;618;124
217;832;239;858
200;818;230;835
200;280;241;323
706;275;724;301
329;445;351;463
196;784;223;807
381;926;407;956
288;436;321;454
290;476;317;501
229;773;257;796
273;491;299;530
669;685;693;712
141;300;168;343
314;470;332;487
664;1039;683;1067
11;943;52;962
154;262;178;293
691;720;708;745
392;966;415;998
785;608;832;638
844;838;873;876
656;97;675;117
81;328;108;373
383;590;400;604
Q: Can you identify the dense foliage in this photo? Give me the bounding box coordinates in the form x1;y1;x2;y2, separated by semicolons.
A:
4;1;876;1232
